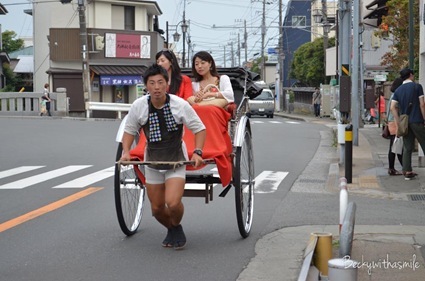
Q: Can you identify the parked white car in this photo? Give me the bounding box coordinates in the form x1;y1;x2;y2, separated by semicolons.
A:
247;89;275;118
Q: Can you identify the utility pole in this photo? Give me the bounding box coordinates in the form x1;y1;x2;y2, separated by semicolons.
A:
182;9;187;67
244;20;248;65
238;33;241;66
182;0;188;67
78;0;91;118
321;0;328;82
278;0;285;111
408;0;414;68
223;45;226;68
230;42;235;67
261;0;266;81
352;0;360;145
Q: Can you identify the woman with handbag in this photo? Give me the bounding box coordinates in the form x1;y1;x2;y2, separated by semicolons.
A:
386;78;403;175
188;51;234;108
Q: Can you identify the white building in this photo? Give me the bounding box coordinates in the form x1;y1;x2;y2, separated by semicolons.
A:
32;0;163;117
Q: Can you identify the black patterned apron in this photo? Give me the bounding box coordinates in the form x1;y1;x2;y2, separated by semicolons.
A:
143;95;185;170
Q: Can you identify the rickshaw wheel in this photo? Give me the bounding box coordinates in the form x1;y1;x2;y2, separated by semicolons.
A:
114;142;146;236
234;127;254;238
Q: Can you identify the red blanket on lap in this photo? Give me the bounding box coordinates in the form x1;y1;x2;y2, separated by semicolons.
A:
129;105;233;187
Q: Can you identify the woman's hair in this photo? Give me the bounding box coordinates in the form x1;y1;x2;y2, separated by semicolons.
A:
155;50;182;95
143;63;169;85
44;83;49;88
390;77;403;93
191;51;220;82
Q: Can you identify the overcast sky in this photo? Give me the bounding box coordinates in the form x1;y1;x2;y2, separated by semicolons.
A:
0;0;287;65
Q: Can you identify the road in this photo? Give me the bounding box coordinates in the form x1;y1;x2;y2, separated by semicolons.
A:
0;116;324;281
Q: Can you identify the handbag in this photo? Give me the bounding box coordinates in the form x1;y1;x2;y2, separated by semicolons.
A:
397;114;409;136
388;121;397;135
396;84;418;136
382;123;391;139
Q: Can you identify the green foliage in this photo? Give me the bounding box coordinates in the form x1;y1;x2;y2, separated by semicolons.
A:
0;63;23;92
288;90;294;103
0;30;25;92
249;56;268;77
380;0;419;74
290;37;335;87
1;30;25;53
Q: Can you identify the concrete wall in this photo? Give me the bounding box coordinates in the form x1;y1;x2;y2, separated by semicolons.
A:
0;91;68;116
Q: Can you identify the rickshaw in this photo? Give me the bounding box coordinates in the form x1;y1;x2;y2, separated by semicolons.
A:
114;67;262;238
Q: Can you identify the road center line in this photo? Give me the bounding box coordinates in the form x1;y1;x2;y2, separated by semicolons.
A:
0;187;103;233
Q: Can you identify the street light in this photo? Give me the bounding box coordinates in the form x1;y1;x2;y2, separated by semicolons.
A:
312;4;334;84
165;19;189;67
181;19;188;67
173;31;181;42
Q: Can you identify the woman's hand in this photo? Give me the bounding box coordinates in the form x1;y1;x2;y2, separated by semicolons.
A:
194;90;204;103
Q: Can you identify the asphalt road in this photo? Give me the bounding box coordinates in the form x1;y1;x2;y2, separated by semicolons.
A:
0;116;324;281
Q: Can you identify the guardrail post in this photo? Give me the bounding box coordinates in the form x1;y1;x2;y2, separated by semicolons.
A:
339;201;356;258
337;123;346;165
344;124;353;183
339;177;348;234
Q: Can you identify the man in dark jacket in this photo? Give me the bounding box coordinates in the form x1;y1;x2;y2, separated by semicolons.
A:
390;68;425;180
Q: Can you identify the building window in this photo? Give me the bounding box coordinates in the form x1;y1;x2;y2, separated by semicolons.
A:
124;6;135;30
292;16;306;27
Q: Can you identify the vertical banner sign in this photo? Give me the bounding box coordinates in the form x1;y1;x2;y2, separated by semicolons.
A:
105;33;151;59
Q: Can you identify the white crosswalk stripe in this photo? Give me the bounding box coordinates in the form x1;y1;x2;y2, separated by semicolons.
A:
186;169;288;194
254;171;288;193
53;166;115;188
250;120;284;124
0;166;44;180
0;165;92;189
0;166;289;193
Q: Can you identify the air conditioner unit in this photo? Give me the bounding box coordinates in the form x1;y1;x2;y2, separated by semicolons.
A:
95;35;104;51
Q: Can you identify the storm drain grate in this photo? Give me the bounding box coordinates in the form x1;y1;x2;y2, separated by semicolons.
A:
408;194;425;201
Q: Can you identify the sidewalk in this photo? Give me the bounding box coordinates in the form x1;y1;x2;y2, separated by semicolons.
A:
237;112;425;281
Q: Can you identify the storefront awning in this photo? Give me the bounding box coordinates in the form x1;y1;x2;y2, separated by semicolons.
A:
90;65;147;76
91;65;147;86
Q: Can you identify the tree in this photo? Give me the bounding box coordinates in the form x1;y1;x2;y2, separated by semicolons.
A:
1;30;25;53
379;0;419;75
1;63;23;92
290;37;335;87
249;56;267;76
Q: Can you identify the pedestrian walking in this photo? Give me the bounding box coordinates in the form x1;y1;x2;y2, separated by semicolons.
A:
386;77;403;176
375;91;386;124
41;83;52;116
312;87;321;117
390;68;425;180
